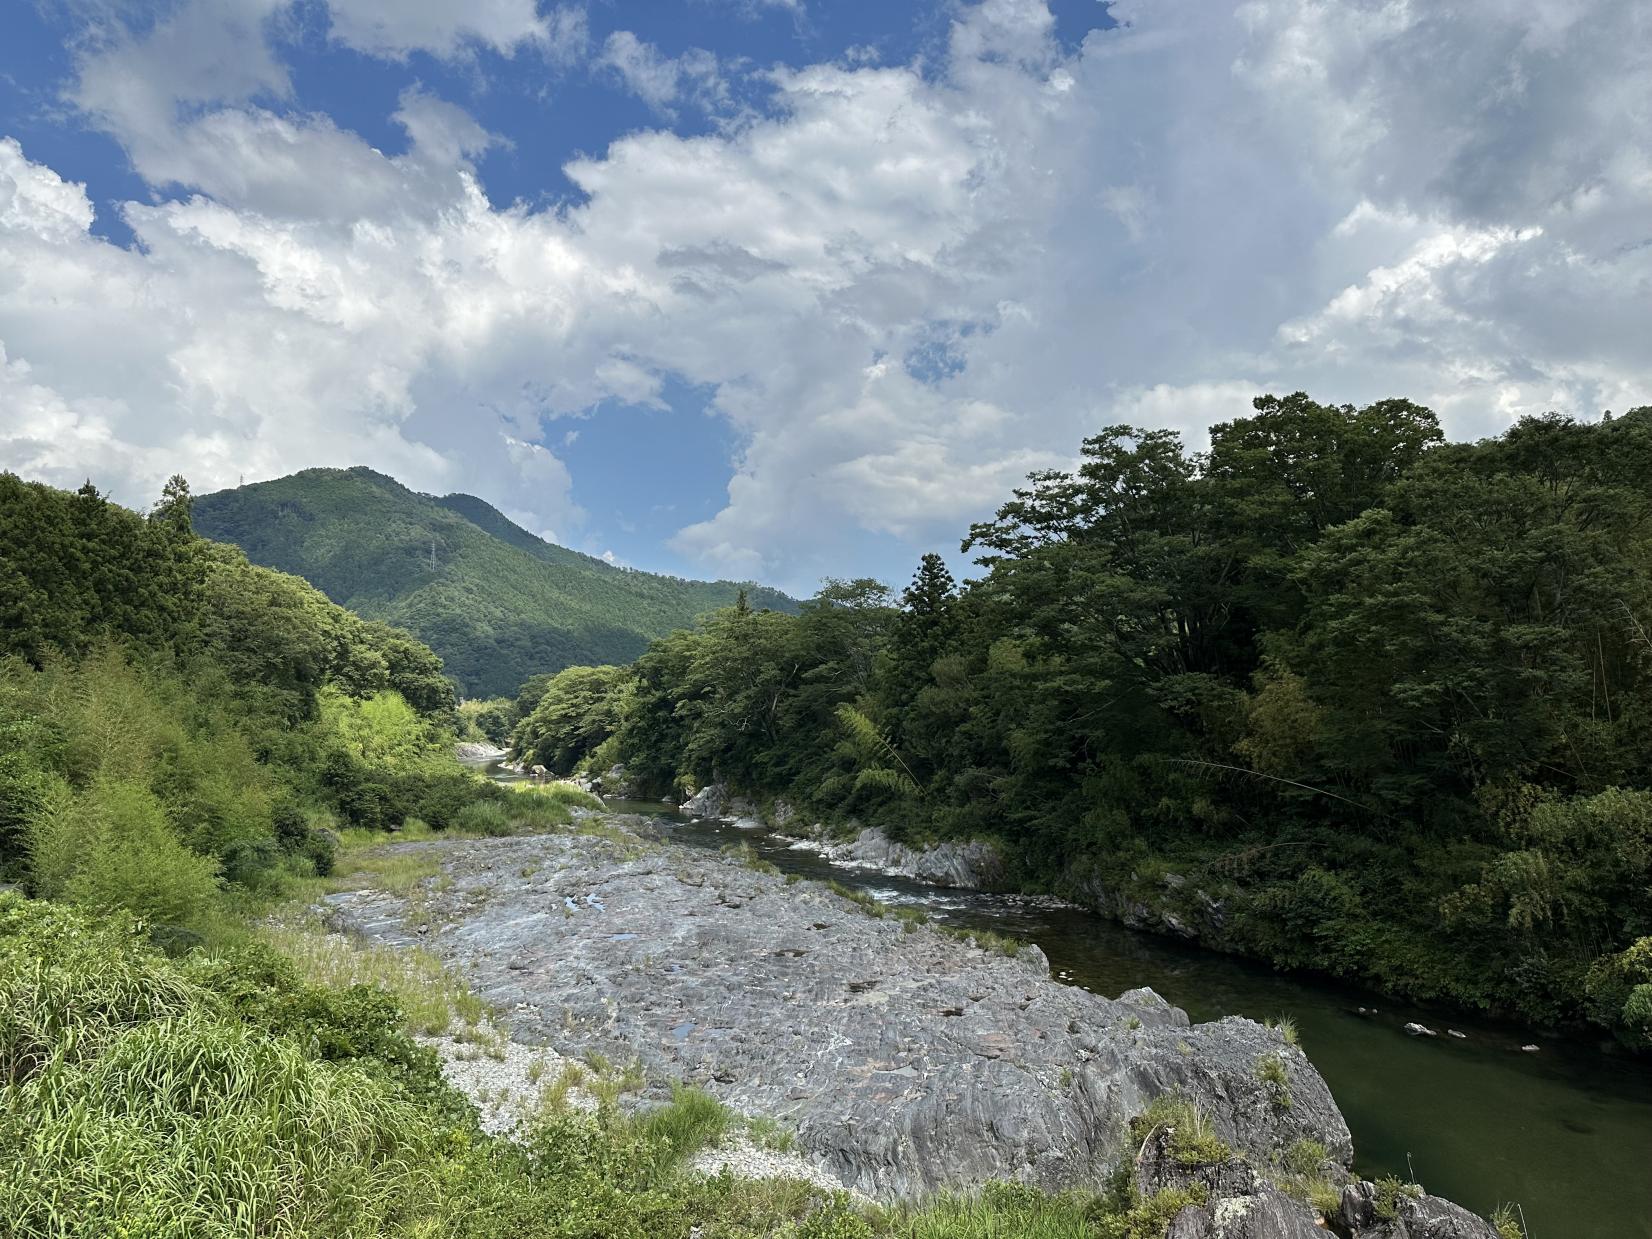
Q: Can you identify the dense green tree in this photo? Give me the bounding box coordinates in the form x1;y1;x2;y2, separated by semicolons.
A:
0;474;476;895
554;398;1652;1045
512;665;633;773
886;554;957;733
152;473;195;536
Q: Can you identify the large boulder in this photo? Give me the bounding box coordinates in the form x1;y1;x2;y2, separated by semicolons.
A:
681;783;730;819
1339;1181;1503;1239
592;764;640;799
1072;868;1226;942
1132;1127;1327;1239
809;826;1009;891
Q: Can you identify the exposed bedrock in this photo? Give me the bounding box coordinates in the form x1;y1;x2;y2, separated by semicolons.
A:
324;819;1496;1235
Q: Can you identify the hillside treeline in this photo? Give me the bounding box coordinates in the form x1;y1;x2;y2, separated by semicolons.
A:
512;395;1652;1046
192;467;794;697
0;471;495;916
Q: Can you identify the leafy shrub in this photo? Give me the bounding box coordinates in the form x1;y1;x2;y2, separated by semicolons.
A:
1584;937;1652;1050
302;826;339;876
220;836;284;888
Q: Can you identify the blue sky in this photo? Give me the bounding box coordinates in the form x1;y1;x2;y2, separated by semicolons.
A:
2;0;1648;595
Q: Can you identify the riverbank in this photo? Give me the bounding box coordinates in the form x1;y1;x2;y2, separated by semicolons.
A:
321;809;1505;1236
674;784;1651;1051
633;798;1652;1239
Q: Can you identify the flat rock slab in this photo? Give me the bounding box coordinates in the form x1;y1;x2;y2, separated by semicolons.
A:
325;825;1352;1200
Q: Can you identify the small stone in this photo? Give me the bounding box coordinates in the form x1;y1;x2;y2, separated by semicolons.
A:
1404;1022;1437;1037
1522;1043;1540;1053
1447;1029;1467;1039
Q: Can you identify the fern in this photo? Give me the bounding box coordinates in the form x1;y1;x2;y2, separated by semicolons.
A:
855;768;914;795
835;706;920;799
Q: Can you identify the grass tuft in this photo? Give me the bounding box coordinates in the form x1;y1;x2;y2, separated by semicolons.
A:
1129;1093;1232;1167
1256;1052;1293;1109
258;917;487;1036
1264;1014;1300;1047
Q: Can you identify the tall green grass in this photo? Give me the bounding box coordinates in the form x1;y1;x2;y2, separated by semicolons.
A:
0;895;445;1238
510;781;605;812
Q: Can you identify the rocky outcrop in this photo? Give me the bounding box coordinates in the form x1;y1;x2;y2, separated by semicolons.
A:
1136;1125;1324;1239
680;783;732;818
590;764;641;799
678;787;1006;890
327;822;1355;1201
794;826;1009;891
454;741;508;762
1130;1126;1502;1239
1337;1181;1502;1239
1070;867;1227;942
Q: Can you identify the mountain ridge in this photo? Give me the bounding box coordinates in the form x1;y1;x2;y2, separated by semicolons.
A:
193;466;795;697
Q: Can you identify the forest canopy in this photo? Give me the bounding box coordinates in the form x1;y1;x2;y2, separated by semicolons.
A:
510;395;1652;1047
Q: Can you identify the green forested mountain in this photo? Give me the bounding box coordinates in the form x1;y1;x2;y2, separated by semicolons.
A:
512;396;1652;1048
193;467;794;698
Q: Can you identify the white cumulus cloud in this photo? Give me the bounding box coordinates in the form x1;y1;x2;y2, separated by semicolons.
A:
1;0;1649;591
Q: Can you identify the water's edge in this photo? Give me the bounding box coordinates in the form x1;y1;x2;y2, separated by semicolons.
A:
482;764;1652;1237
647;804;1652;1237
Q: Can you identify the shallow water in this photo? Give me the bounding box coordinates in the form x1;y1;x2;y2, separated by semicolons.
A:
496;770;1652;1235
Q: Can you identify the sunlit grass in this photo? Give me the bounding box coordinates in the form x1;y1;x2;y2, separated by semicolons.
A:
510;781;605;812
1264;1014;1300;1047
259;917;489;1037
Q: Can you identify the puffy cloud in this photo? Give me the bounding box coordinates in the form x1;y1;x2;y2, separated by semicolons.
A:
323;0;550;58
0;134;572;524
2;0;1649;590
0;140;94;240
598;32;728;113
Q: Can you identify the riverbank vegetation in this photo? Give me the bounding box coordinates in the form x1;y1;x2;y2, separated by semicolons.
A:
509;397;1652;1048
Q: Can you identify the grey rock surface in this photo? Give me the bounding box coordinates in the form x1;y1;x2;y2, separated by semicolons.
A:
1339;1181;1503;1239
1071;868;1227;942
686;789;1006;890
787;825;1009;891
592;764;640;798
1132;1127;1501;1239
680;783;730;818
1132;1130;1328;1238
326;822;1351;1201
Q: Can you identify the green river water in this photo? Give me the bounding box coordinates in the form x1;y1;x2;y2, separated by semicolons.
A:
500;770;1652;1236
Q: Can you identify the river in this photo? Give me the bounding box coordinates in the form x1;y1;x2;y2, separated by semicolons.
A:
490;768;1652;1236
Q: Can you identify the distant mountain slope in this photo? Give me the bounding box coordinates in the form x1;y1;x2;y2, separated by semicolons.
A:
194;467;795;697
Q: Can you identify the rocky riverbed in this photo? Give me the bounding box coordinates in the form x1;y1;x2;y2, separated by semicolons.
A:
324;815;1499;1236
